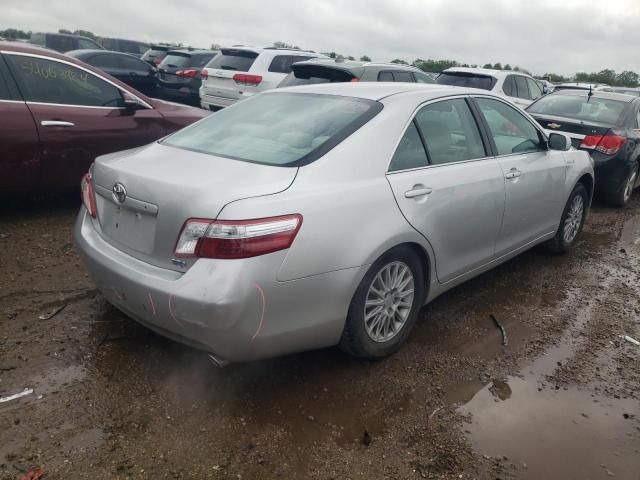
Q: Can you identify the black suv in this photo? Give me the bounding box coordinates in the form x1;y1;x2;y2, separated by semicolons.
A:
278;59;435;87
157;48;218;106
29;32;103;53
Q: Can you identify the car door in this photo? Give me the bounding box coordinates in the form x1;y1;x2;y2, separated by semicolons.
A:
118;54;157;94
0;55;40;194
386;97;506;283
472;96;567;255
5;52;165;190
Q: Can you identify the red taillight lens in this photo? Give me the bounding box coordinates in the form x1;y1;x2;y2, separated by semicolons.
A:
200;68;208;79
580;134;626;155
232;73;262;86
174;214;302;259
154;58;161;65
80;173;97;218
176;69;198;78
350;77;360;82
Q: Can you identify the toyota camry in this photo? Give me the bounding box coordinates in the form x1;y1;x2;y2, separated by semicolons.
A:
75;83;594;363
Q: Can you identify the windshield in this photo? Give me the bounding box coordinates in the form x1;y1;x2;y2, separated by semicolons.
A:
527;95;627;125
162;93;382;166
436;72;497;90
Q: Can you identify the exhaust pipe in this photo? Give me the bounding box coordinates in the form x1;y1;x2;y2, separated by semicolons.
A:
208;353;230;368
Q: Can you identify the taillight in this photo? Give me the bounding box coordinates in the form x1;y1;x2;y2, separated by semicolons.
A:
80;173;97;218
153;58;161;65
200;68;208;79
176;69;198;78
580;134;626;155
174;214;302;259
350;77;360;82
232;73;262;86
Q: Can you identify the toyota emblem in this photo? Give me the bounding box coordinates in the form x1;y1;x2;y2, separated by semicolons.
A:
112;183;127;204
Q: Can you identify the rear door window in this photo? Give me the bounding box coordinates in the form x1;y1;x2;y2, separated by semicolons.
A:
207;49;259;72
413;72;435;83
475;97;545;155
120;55;149;72
77;37;101;50
393;71;414;82
189;53;216;68
527;78;543;100
436;72;497;90
378;71;394;81
514;75;531;100
91;53;121;69
47;35;75;52
413;98;486;165
388;122;429;171
503;75;515;96
6;55;124;107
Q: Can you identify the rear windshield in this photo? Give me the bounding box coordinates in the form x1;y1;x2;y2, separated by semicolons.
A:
527;95;627;125
279;66;355;87
436;72;497;90
207;49;258;72
161;52;190;68
162;93;382;166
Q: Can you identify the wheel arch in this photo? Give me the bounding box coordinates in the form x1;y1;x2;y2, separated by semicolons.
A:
576;172;594;204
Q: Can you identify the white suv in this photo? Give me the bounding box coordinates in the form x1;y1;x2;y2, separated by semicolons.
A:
199;47;327;110
436;67;544;108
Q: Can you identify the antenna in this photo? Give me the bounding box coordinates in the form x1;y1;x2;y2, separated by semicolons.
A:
587;84;593;101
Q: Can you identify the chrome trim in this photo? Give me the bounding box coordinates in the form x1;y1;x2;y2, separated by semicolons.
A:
0;99;25;104
27;101;123;110
1;50;153;110
41;120;74;127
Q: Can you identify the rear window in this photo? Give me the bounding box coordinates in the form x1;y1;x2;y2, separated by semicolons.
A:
207;49;258;72
279;65;355;87
161;52;190;68
162;93;382;166
436;72;497;90
527;95;627;125
189;53;216;68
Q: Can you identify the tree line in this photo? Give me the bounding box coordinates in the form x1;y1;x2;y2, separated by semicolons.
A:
2;28;638;87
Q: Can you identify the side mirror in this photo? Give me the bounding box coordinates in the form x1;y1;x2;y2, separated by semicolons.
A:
548;132;571;151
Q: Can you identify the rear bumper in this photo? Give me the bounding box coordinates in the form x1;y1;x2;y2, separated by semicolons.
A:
593;157;635;195
199;91;238;109
74;209;359;362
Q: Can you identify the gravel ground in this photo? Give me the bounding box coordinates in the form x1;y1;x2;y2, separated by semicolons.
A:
0;193;639;480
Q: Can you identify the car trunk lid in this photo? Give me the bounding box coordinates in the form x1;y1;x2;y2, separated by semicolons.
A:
91;142;298;271
530;113;613;148
201;49;259;101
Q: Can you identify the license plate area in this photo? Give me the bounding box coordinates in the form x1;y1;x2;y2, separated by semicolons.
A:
99;202;157;254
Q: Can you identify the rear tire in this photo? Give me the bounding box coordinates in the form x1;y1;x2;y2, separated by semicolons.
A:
339;246;426;359
546;183;588;253
607;164;638;207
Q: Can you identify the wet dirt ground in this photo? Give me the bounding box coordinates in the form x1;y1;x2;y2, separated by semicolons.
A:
1;193;639;480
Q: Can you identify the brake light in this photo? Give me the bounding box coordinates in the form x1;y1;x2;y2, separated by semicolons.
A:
350;77;360;82
233;73;262;86
154;58;161;65
176;69;198;78
200;68;208;79
80;173;97;218
174;214;302;259
580;134;626;155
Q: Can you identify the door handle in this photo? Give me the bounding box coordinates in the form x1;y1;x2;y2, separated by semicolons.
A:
504;169;522;179
41;120;75;128
404;187;433;198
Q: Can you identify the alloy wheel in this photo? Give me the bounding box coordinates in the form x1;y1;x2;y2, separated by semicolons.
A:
623;169;638;204
563;194;584;244
364;261;415;343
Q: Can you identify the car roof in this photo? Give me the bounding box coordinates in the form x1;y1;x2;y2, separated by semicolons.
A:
546;89;637;103
0;40;69;57
66;49;136;57
166;48;217;55
274;82;490;101
443;67;531;78
221;45;321;55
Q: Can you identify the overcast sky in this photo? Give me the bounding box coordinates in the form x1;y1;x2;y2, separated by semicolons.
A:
3;0;640;75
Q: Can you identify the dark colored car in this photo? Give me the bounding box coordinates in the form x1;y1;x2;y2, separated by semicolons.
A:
157;49;218;106
67;49;158;97
30;32;103;53
98;38;150;57
141;45;173;66
527;90;640;206
0;42;208;194
278;59;435;87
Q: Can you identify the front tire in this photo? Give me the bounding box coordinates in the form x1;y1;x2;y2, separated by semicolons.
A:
339;246;426;359
546;183;588;253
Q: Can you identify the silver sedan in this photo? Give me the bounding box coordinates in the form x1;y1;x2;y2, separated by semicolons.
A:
75;83;594;363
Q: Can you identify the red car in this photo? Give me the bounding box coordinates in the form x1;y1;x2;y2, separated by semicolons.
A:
0;42;208;194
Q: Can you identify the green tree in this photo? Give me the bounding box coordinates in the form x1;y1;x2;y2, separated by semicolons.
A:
58;28;72;34
272;41;299;49
0;28;30;39
504;64;512;70
616;70;639;87
390;58;408;65
210;43;221;50
73;29;97;40
347;55;355;60
493;62;503;70
360;55;371;62
483;63;493;69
